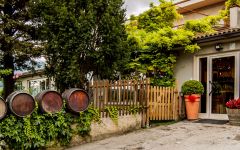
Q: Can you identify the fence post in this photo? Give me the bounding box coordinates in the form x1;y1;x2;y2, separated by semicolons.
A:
174;80;180;121
145;78;150;127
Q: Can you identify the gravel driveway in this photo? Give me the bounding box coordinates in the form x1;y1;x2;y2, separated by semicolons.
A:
68;120;240;150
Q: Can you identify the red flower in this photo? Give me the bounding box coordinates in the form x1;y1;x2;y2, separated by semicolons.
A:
226;98;240;109
235;98;240;109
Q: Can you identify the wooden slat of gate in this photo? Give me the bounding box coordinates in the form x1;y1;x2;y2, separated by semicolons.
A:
155;87;158;120
170;87;173;119
157;86;159;120
169;87;172;119
172;87;174;119
159;87;163;120
151;86;154;120
167;87;170;120
158;86;161;120
154;86;158;120
150;86;153;120
165;87;168;120
162;87;165;120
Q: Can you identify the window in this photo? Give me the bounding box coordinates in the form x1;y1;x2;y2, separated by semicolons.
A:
15;81;23;90
28;78;49;96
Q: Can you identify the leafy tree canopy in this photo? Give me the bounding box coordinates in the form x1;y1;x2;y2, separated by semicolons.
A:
33;0;129;92
126;0;225;86
0;69;11;77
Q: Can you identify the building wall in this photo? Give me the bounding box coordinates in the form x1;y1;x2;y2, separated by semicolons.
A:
17;75;45;90
174;52;194;92
174;37;240;92
196;39;240;56
16;75;55;96
175;2;225;27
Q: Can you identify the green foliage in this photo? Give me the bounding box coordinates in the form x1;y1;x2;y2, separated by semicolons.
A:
0;70;12;78
126;0;237;86
0;106;100;149
33;0;129;92
0;90;2;97
137;0;181;31
0;133;7;150
221;0;240;17
0;0;42;98
181;80;204;95
183;15;222;34
128;106;143;115
75;107;101;136
105;106;119;125
126;0;200;86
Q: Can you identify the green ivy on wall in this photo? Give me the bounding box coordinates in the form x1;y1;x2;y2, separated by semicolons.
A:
128;106;143;115
105;106;119;125
0;106;100;150
75;107;101;135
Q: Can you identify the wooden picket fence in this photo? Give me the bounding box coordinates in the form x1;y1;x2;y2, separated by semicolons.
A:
89;78;179;126
148;86;179;121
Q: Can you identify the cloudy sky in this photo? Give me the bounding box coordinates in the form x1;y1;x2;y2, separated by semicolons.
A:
123;0;160;18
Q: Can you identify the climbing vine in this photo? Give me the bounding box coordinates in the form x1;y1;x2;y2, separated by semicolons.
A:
126;0;237;87
0;105;100;150
105;106;119;125
128;106;143;115
75;107;101;135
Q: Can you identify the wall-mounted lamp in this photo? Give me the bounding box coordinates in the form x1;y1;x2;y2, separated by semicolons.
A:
215;43;223;51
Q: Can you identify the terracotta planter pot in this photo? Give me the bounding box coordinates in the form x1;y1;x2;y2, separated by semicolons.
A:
184;94;201;120
226;108;240;126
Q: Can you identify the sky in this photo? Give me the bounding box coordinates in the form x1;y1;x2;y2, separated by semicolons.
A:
123;0;160;18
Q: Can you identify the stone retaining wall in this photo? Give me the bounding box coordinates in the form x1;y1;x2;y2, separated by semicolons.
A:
47;114;142;149
70;114;142;147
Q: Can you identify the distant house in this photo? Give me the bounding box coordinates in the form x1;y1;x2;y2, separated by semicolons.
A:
15;69;56;96
174;0;240;119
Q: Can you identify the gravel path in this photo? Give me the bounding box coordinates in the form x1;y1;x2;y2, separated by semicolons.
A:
68;121;240;150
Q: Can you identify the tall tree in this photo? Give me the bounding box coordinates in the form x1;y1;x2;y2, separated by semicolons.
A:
0;0;41;98
35;0;129;92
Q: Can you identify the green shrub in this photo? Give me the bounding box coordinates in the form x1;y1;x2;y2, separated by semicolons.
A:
0;105;100;150
181;80;204;95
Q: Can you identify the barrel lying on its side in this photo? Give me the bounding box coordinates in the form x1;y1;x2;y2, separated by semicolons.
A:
62;88;90;113
35;90;63;113
0;97;7;119
6;91;35;117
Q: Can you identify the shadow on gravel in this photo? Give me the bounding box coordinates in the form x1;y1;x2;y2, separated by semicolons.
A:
192;119;229;125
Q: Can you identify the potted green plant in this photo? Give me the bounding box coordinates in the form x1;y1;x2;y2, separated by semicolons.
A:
181;80;204;120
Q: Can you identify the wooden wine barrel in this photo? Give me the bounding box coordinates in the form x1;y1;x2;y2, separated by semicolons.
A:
62;88;90;113
35;90;63;113
6;91;35;117
0;97;7;119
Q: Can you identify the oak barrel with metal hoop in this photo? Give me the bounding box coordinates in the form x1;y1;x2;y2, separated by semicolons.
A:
6;91;35;117
35;90;63;113
62;88;90;113
0;96;7;119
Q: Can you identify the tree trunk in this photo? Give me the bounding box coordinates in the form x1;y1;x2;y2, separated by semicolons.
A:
3;54;15;99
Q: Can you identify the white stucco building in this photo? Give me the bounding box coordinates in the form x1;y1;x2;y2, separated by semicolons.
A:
174;0;240;119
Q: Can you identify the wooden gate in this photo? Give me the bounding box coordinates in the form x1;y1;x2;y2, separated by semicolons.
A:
147;85;179;123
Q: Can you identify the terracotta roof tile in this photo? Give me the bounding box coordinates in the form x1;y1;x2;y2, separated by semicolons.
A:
194;28;240;40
